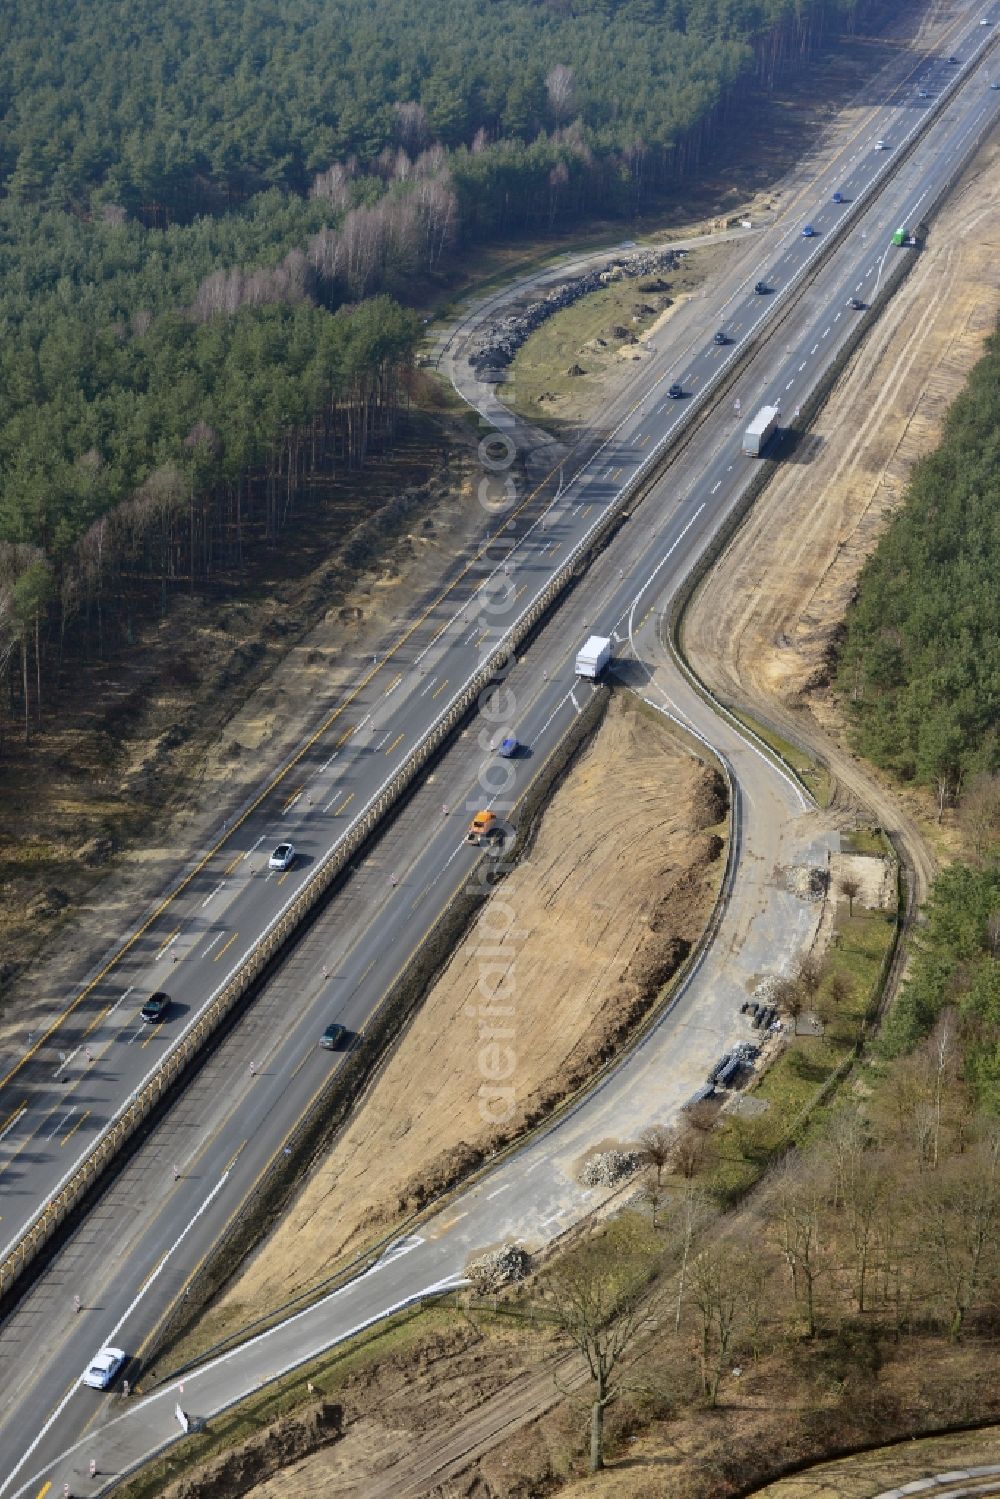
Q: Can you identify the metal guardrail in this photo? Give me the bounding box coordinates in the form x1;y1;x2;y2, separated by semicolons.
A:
3;33;996;1301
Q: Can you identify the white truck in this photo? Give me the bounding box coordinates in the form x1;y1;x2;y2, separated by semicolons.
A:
742;404;780;457
575;635;612;677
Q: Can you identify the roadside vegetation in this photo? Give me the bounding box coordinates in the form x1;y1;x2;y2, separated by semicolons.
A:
96;56;1000;1499
837;325;1000;816
0;0;893;743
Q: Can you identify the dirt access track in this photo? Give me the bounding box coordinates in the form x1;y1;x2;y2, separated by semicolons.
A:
205;695;724;1332
684;131;1000;891
226;98;1000;1499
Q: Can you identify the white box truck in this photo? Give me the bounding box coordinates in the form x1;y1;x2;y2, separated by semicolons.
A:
742;405;780;457
575;635;612;677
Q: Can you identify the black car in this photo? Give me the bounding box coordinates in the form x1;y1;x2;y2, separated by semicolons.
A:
754;281;769;295
667;382;684;399
713;330;728;346
848;297;866;311
320;1022;347;1050
948;54;960;63
141;991;170;1023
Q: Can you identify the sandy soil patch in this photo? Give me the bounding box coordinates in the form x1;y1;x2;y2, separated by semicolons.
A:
215;696;725;1317
683;136;1000;854
831;852;894;912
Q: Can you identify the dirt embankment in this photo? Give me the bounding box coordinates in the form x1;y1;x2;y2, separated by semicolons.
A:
684;135;1000;885
214;696;725;1320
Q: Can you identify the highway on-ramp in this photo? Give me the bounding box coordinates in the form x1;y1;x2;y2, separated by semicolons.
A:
1;8;998;1494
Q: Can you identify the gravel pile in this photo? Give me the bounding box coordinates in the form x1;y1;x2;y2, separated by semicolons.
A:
468;248;680;379
581;1149;641;1187
467;1243;531;1293
786;865;828;901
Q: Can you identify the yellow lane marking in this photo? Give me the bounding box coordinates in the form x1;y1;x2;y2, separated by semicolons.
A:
224;1140;248;1175
0;1101;27;1141
223;851;242;876
61;1111;89;1148
336;724;355;749
384;673;402;695
335;792;355;815
431;679;448;699
385;734;404;756
0;380;577;1097
282;783;304;811
214;932;239;962
35;1483;51;1499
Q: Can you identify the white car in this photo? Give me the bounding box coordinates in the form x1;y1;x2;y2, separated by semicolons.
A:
875;139;889;150
268;843;295;871
82;1347;126;1390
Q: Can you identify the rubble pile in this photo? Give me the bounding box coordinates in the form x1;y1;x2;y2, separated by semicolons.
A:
786;865;828;901
581;1148;641;1187
467;1243;532;1293
468;248;681;378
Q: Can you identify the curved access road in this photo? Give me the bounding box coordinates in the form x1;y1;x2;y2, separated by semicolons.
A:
2;7;998;1494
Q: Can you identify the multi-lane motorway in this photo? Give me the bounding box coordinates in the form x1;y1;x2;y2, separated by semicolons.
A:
1;5;998;1493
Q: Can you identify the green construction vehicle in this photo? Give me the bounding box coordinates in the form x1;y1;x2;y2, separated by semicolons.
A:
891;225;918;247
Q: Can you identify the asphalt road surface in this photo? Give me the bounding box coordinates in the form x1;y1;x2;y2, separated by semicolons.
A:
1;7;997;1494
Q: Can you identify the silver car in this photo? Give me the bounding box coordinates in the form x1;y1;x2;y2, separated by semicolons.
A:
268;842;295;871
82;1347;126;1389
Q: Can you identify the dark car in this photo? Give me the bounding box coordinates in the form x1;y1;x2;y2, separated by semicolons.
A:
831;191;843;204
992;80;1000;88
948;55;960;63
498;736;519;759
712;329;728;346
754;281;769;295
320;1022;347;1050
667;382;684;398
848;297;866;311
801;224;816;238
140;991;170;1023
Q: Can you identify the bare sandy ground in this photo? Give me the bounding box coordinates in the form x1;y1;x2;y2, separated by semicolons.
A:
214;696;724;1320
684;137;1000;859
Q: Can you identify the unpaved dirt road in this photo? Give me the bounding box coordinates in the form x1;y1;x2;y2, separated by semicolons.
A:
240;112;1000;1499
211;697;724;1327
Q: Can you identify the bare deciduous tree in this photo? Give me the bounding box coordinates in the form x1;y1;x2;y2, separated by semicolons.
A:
687;1242;761;1405
672;1182;712;1331
772;1164;827;1338
960;773;1000;863
639;1124;674;1188
920;1138;1000;1339
545;62;576;120
795;954;824;1012
840;873;862;917
544;1238;650;1472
